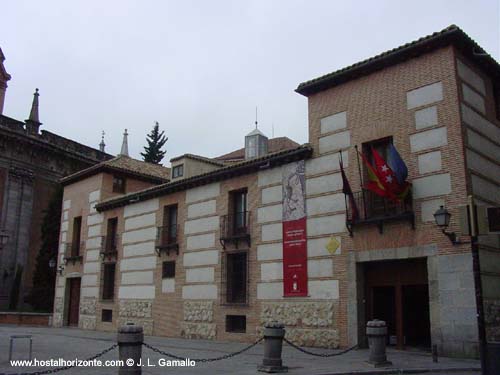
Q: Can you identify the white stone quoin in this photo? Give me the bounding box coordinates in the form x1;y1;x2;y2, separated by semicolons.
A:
406;81;443;109
320;111;347;134
186;233;215;251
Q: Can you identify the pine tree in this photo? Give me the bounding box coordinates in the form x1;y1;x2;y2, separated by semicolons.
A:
28;187;62;312
141;122;168;164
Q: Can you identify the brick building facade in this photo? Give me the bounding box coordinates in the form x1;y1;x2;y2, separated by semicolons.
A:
52;26;500;358
0;47;111;309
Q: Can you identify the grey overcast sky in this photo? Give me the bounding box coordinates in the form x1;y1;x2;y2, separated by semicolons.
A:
2;1;499;164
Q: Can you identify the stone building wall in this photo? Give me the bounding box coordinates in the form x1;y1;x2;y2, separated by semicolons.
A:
455;52;500;345
0;119;110;310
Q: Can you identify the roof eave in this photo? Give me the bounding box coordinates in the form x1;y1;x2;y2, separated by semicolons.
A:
96;145;313;212
295;26;500;97
60;164;169;186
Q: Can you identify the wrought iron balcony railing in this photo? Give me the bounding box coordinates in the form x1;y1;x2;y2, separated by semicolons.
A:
220;211;251;249
100;235;120;260
155;224;179;255
63;241;84;264
346;188;414;235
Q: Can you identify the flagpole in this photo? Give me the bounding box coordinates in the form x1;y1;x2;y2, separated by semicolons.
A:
339;150;349;219
354;145;368;220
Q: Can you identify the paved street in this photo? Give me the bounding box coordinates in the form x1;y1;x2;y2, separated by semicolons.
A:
0;325;480;375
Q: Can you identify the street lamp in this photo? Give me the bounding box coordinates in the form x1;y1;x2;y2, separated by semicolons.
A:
49;257;64;275
433;205;468;245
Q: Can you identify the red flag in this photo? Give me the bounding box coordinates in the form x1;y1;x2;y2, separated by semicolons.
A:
370;148;401;201
359;151;387;198
340;160;359;222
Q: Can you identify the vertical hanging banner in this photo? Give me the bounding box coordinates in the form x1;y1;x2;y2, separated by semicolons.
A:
282;160;308;297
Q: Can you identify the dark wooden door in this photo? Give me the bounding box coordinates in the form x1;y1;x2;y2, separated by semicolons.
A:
67;278;81;326
365;258;430;350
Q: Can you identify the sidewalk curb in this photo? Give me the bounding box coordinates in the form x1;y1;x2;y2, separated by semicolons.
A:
317;367;480;375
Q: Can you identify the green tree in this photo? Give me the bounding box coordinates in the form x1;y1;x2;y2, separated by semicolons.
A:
29;187;62;312
141;121;168;164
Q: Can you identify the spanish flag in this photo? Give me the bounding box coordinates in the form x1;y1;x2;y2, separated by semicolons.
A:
359;150;388;198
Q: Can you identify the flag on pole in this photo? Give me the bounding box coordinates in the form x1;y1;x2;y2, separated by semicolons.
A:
371;147;400;202
387;144;408;185
340;159;359;222
359;150;387;198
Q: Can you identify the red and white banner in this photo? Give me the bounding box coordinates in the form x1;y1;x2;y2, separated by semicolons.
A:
282;161;308;297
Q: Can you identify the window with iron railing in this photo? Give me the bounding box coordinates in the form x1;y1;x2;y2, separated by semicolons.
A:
101;217;119;258
156;205;179;254
64;241;84;263
220;189;251;248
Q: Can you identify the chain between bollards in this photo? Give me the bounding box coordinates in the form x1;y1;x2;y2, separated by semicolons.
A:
283;338;359;357
142;337;263;362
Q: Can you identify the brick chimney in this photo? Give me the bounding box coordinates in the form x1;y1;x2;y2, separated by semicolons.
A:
0;47;12;115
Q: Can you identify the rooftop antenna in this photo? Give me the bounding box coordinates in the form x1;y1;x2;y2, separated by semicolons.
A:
272;122;275;138
255;106;258;129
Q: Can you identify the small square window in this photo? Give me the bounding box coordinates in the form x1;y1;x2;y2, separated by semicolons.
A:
172;165;184;178
101;309;113;322
226;315;246;333
112;176;126;193
162;261;175;278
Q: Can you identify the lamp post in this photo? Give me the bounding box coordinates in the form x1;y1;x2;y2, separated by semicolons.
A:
49;257;64;276
433;206;469;245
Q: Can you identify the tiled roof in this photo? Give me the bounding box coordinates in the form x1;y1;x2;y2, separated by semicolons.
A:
170;153;225;167
216;136;300;162
96;144;313;211
296;25;500;96
61;155;170;185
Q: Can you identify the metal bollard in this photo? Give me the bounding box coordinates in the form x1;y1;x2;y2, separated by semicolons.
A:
366;320;392;367
258;322;288;373
117;323;143;375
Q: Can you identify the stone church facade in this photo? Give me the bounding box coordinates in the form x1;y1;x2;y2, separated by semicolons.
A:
0;48;111;310
52;26;500;358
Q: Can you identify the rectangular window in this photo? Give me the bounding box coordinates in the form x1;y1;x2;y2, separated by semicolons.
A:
161;205;178;245
102;263;116;300
105;217;118;252
112;175;126;193
162;261;175;278
225;251;248;304
362;136;393;165
226;315;246;333
172;164;184;178
71;216;82;256
231;189;248;234
101;309;113;322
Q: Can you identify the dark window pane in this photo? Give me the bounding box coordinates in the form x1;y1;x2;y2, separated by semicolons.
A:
226;315;246;333
162;261;175;278
101;309;113;322
102;263;116;300
173;165;184;178
226;252;247;303
112;176;126;193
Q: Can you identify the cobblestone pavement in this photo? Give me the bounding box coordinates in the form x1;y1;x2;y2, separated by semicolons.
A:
0;325;480;375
